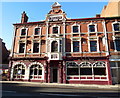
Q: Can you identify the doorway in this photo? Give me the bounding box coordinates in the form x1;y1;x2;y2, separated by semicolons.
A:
52;68;58;83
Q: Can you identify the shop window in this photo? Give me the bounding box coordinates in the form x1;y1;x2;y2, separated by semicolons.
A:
67;68;79;75
110;62;116;67
73;26;79;33
90;41;97;52
113;23;120;31
51;41;58;52
73;41;79;52
13;64;25;79
35;28;40;35
94;68;106;75
29;64;42;79
115;40;120;51
53;27;58;34
111;69;117;77
19;43;25;53
89;25;95;32
80;68;92;75
33;43;39;53
21;29;26;35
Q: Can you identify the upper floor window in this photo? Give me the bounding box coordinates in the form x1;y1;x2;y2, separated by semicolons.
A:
89;25;95;32
33;43;39;53
21;29;26;35
35;28;40;35
115;40;120;51
19;43;25;53
53;27;58;34
73;41;79;52
113;23;120;31
90;41;97;52
51;41;58;52
73;26;79;33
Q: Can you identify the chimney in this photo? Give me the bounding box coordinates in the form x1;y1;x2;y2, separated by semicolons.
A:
96;14;101;18
21;11;28;23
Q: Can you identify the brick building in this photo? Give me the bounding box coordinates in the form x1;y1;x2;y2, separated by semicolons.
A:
9;1;120;85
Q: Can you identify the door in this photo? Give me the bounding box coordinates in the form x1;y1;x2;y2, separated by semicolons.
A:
53;68;58;83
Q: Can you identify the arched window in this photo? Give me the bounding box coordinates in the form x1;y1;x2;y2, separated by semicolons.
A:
29;64;43;79
51;41;58;52
93;61;106;75
13;64;25;79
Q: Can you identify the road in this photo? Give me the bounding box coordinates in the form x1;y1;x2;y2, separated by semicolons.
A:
1;83;120;98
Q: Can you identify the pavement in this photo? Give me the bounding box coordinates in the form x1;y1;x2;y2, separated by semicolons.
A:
1;81;120;91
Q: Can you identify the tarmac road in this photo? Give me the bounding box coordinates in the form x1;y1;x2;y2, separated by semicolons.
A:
1;81;120;98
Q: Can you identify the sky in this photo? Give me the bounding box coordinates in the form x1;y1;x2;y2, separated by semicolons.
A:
1;1;108;50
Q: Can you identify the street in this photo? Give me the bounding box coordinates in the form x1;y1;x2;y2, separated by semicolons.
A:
1;82;120;98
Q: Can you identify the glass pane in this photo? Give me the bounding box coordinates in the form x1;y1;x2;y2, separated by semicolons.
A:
34;69;38;75
30;69;33;75
73;41;79;52
115;40;120;51
35;28;40;35
90;41;97;52
114;24;120;31
111;69;117;77
89;25;95;32
53;27;58;34
67;68;79;75
80;68;92;75
22;69;25;75
33;43;39;53
110;62;116;67
38;69;42;75
19;43;25;53
117;62;120;67
51;41;58;52
73;26;78;33
21;29;26;35
94;68;106;75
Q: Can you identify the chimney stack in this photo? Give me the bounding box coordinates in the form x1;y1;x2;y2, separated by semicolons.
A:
21;11;28;23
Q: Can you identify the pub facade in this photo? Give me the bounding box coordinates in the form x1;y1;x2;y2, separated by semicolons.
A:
9;2;120;85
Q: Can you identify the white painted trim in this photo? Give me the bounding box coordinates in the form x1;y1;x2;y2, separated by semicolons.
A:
112;21;120;32
88;23;97;33
71;24;80;34
28;62;44;80
52;25;60;35
33;26;41;36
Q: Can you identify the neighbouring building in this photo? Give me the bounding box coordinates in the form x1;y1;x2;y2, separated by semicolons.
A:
9;1;120;85
0;38;9;75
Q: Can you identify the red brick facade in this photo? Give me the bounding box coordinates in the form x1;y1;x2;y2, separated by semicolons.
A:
9;2;120;85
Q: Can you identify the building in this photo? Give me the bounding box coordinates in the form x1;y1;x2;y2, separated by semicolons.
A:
0;38;9;76
9;1;120;85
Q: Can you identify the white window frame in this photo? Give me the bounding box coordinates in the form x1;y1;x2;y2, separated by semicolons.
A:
29;62;44;80
88;23;97;33
71;24;80;34
112;22;120;32
52;25;60;35
32;40;40;54
33;26;41;36
20;27;28;36
18;40;26;54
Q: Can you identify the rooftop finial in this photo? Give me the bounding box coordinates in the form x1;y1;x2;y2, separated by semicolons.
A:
52;2;61;8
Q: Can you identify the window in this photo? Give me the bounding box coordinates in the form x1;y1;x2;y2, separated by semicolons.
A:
53;27;58;34
90;41;97;52
80;68;92;75
73;26;79;33
67;62;79;76
89;25;95;32
73;41;79;52
94;68;106;75
67;68;79;75
51;41;58;52
35;28;40;35
30;64;42;79
115;40;120;51
21;29;26;35
19;43;25;53
93;62;106;76
33;43;39;53
113;23;120;31
13;64;25;79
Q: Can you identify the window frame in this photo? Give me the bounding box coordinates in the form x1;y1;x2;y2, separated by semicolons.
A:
72;24;80;34
20;27;28;36
32;40;40;54
88;24;97;33
34;27;41;35
18;42;25;53
112;22;120;32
